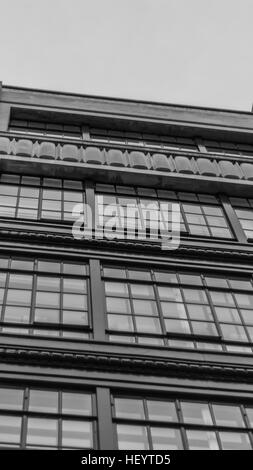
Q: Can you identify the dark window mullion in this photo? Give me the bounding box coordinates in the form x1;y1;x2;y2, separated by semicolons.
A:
30;272;37;332
58;391;62;449
179;285;194;336
179;201;190;234
59;272;63;334
231;291;251;344
202;277;223;339
126;275;138;338
152;276;167;339
96;387;116;450
89;259;106;341
200;204;212;236
85;180;95;236
21;387;29;449
38;182;43;220
15;182;22;218
143;399;153;450
176;399;188;450
220;194;247;243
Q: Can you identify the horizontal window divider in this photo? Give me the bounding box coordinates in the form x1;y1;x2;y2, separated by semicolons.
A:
113;419;252;433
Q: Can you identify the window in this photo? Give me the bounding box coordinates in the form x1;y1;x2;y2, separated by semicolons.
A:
0;385;95;449
0;174;85;223
204;140;253;158
9;119;82;139
89;128;199;151
96;184;233;240
103;265;253;353
113;396;253;450
0;256;90;339
230;197;253;240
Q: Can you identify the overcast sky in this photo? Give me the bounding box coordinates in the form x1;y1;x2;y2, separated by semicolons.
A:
1;0;253;110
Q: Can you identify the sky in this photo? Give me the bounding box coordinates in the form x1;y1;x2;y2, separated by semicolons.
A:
1;0;253;111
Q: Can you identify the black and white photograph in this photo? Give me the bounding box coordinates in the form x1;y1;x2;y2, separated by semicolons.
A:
0;0;253;461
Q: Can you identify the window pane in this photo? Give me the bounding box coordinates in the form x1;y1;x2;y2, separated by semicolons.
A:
130;284;155;298
26;418;57;446
0;415;21;444
219;432;251;450
34;308;59;323
135;316;161;334
63;264;86;276
220;324;247;342
106;297;131;314
63;279;86;293
191;321;218;336
165;319;190;334
212;405;245;427
117;424;149;450
161;302;187;319
36;291;59;308
107;314;133;332
132;300;158;316
183;289;208;303
215;307;241;323
37;261;61;273
209;291;235;306
187;430;219;450
62;393;92;416
115;398;145;419
62;420;93;448
234;293;253;308
4;306;30;323
0;388;23;410
245;408;253;426
187;304;213;320
29;390;58;413
62;310;88;325
6;289;31;306
181;402;213;425
8;274;33;289
37;277;60;292
157;286;182;301
147;400;177;422
104;282;128;297
63;294;87;310
151;427;183;450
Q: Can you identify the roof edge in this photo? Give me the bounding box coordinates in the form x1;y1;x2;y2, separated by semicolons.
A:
1;82;253;116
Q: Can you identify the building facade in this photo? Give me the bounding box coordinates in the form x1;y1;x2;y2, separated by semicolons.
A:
0;83;253;449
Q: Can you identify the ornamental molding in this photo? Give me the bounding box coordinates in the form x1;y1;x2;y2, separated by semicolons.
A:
0;346;253;383
0;227;253;260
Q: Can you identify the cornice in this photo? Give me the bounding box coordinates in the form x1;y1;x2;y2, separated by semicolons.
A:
1;346;253;383
0;227;253;261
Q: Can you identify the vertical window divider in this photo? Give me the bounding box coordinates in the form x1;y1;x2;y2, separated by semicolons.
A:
202;277;223;340
176;399;188;449
143;398;153;450
58;390;63;449
59;269;63;336
0;268;9;323
85;180;95;237
220;194;248;243
126;275;137;342
96;387;116;450
15;181;22;219
38;178;43;220
21;387;29;448
195;138;207;153
29;270;37;334
89;259;106;341
152;273;167;342
82;126;90;141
